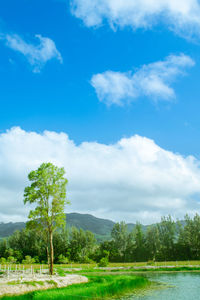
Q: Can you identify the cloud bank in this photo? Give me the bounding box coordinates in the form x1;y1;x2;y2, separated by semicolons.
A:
4;34;62;72
0;127;200;224
91;54;195;105
71;0;200;39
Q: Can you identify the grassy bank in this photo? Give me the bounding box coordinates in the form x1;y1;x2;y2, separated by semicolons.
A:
1;261;200;271
68;266;200;274
0;275;151;300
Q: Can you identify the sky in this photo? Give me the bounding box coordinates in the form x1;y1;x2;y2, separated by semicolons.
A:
1;0;200;224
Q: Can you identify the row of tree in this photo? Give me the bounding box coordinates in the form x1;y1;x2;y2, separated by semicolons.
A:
1;214;200;264
2;162;200;274
104;214;200;262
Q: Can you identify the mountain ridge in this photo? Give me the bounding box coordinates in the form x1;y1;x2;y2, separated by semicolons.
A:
0;213;184;242
0;213;122;239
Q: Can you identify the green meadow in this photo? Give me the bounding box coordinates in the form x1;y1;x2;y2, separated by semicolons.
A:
0;275;151;300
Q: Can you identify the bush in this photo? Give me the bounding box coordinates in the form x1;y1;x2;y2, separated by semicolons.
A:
7;256;17;264
98;257;109;267
57;254;69;264
22;255;35;264
147;260;154;266
33;256;40;263
0;257;7;264
79;256;94;264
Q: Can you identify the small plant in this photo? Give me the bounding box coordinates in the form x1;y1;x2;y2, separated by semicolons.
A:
7;256;17;264
56;267;66;277
46;280;58;287
57;254;69;264
0;257;7;264
98;257;109;267
33;256;40;263
147;260;154;266
22;255;35;264
8;281;46;286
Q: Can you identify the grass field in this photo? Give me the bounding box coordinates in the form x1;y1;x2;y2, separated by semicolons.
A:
0;275;151;300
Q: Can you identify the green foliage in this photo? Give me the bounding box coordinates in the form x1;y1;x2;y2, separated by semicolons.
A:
132;222;147;261
69;227;96;262
0;257;7;264
24;162;69;233
1;213;200;264
57;254;69;264
157;215;176;261
98;256;109;267
22;255;35;264
111;221;128;261
24;162;69;274
7;256;17;264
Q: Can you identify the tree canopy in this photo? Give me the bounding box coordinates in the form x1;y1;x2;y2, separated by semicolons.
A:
24;162;69;274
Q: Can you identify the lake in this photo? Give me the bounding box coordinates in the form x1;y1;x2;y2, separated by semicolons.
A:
121;272;200;299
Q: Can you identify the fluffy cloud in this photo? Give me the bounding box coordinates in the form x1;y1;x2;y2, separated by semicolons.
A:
4;34;62;72
0;127;200;224
91;54;195;105
70;0;200;39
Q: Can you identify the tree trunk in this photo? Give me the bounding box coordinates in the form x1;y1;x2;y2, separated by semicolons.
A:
46;231;50;274
46;245;50;274
49;230;54;275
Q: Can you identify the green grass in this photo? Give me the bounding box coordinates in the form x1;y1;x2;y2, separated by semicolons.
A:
55;267;66;277
62;266;200;275
7;281;45;287
1;261;200;272
6;280;58;288
0;275;151;300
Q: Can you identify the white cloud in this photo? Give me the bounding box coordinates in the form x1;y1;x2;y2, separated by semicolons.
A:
0;127;200;224
91;54;195;105
4;34;62;72
70;0;200;39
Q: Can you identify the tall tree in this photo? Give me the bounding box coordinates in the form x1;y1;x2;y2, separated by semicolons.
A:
69;227;96;262
145;226;160;261
157;215;176;261
133;223;146;262
24;162;69;275
111;222;128;261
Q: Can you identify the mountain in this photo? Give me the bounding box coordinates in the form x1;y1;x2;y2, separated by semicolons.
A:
0;213;117;241
0;213;184;242
0;222;25;238
66;213;115;238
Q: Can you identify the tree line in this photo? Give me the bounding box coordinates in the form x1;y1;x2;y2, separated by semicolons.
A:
1;162;200;272
0;214;200;265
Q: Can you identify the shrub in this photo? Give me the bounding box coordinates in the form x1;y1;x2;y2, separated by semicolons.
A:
22;256;35;264
7;256;17;264
147;260;154;266
57;254;69;264
98;257;109;267
33;256;40;263
0;257;7;264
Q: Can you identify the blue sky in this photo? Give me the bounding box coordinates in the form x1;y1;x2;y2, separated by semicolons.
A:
0;0;200;155
1;0;200;223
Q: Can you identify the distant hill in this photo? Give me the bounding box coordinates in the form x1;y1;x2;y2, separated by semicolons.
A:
0;213;117;241
66;213;115;238
0;213;184;242
0;222;25;238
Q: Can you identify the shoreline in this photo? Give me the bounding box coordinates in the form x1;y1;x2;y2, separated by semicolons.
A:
0;274;151;300
0;274;88;297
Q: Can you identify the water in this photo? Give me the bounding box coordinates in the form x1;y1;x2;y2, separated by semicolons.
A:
123;273;200;299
